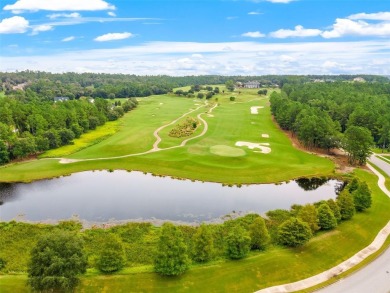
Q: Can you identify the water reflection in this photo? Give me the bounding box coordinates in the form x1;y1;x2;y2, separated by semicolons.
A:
0;171;342;223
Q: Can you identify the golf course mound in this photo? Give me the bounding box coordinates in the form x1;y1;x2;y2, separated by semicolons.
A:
210;145;246;157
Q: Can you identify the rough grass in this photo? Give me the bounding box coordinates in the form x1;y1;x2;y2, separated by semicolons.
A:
40;121;119;158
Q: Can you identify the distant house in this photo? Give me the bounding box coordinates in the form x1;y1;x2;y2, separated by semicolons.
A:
54;96;69;102
243;81;260;88
353;77;365;83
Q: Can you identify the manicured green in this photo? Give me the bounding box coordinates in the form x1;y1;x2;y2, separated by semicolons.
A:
0;88;334;184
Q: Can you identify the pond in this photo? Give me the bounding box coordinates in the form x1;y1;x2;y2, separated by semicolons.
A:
0;171;343;224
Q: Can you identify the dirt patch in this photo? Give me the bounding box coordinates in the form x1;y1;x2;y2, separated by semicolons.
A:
262;134;269;138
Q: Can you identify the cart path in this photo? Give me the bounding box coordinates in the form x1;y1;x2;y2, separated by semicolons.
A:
57;103;218;164
254;162;390;293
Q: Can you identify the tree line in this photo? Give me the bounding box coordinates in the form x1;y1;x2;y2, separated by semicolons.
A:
2;71;387;102
270;81;390;164
0;95;138;164
0;177;371;291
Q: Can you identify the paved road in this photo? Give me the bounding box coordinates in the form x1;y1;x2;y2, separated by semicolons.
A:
316;247;390;293
370;155;390;176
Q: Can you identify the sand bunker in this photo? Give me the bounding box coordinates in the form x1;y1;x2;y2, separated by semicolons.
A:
210;145;246;157
235;141;271;154
251;106;264;114
207;114;214;117
262;134;269;138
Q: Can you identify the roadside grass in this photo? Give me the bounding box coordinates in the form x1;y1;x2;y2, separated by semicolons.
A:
1;168;389;293
0;88;334;184
40;120;120;158
377;155;390;164
369;163;390;190
297;235;390;293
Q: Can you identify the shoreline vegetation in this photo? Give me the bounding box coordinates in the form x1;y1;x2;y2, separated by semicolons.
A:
0;167;389;293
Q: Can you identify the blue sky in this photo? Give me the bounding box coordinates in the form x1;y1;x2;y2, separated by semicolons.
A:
0;0;389;75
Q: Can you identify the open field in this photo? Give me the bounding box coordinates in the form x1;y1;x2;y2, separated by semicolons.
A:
0;88;334;183
1;168;389;292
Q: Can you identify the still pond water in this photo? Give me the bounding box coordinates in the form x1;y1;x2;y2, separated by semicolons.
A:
0;171;342;223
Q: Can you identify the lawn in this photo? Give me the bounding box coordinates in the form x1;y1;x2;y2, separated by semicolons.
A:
0;88;334;184
1;169;389;293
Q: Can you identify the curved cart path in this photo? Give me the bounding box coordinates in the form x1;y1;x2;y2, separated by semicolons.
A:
57;103;218;163
254;163;390;293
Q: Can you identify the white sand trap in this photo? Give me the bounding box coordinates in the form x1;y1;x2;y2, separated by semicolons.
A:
251;106;264;114
207;114;214;117
194;103;201;106
235;141;271;154
262;134;269;138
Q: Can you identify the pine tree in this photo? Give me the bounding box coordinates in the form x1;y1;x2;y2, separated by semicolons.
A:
337;191;355;220
192;224;214;262
226;225;251;259
278;217;312;247
317;203;337;230
249;217;270;250
353;181;372;212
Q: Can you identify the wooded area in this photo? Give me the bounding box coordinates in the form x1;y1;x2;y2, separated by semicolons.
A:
270;81;390;164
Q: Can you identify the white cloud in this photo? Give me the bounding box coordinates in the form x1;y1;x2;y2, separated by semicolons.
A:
47;12;81;19
191;54;204;58
62;36;75;42
322;61;343;69
248;12;262;15
321;18;390;38
226;16;238;20
270;25;322;38
0;16;29;34
348;12;390;21
108;11;116;17
94;32;133;42
280;55;296;62
4;0;115;13
1;40;389;75
242;31;265;38
31;24;53;35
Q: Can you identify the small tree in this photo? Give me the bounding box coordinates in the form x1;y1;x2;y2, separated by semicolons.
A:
297;204;319;233
278;217;312;247
352;181;372;212
226;225;251;259
317;203;337;230
28;232;87;292
343;126;373;165
154;223;190;276
230;96;235;101
225;80;235;92
327;199;341;223
192;224;214;262
206;92;214;99
337;191;355;220
249;217;270;250
197;93;204;99
96;233;125;273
